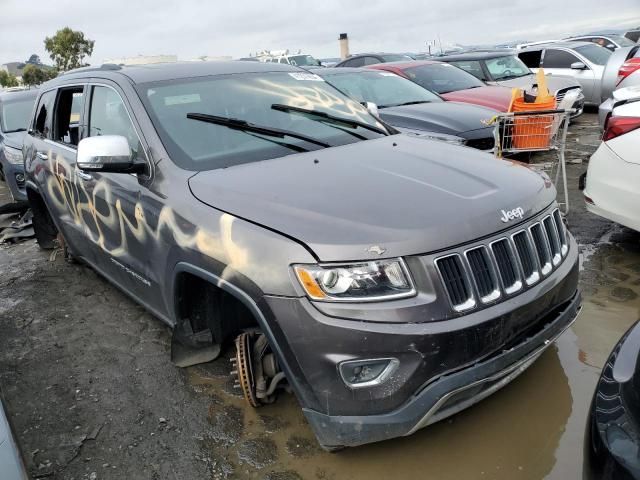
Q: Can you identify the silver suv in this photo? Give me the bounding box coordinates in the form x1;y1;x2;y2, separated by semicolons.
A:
518;41;612;105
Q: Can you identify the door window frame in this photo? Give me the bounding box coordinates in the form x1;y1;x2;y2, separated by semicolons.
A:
84;81;153;177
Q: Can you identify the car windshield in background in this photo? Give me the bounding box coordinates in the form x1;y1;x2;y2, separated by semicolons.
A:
1;98;35;132
289;55;321;66
486;55;531;80
381;54;414;62
609;35;636;47
137;72;386;171
324;71;441;108
574;44;612;65
403;63;485;94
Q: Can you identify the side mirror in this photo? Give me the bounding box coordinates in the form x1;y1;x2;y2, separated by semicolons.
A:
77;135;144;173
570;61;587;70
365;101;380;118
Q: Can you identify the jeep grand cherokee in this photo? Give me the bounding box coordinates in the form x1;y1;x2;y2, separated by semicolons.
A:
22;61;581;450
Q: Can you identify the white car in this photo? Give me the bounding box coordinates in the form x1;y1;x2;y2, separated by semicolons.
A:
583;92;640;232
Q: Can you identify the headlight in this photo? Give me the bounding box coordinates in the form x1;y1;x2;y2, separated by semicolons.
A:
2;146;23;165
397;128;465;145
293;258;415;302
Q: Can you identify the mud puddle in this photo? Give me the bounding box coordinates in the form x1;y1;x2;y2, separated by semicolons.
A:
191;227;640;480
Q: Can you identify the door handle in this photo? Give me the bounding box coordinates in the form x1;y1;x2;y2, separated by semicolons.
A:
75;170;93;181
36;152;48;160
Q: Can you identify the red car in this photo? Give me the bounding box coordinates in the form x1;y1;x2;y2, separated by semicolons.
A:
367;60;513;112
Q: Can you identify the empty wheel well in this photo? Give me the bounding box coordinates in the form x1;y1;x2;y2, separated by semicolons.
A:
27;187;58;249
174;272;259;347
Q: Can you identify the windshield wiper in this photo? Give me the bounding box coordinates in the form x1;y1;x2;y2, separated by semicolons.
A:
380;100;432;108
3;128;26;133
271;104;388;136
186;113;331;149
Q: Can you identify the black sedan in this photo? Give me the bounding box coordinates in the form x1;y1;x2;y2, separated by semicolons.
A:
317;68;498;150
585;321;640;479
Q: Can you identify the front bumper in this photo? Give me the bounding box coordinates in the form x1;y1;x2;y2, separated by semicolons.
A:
306;290;580;447
0;158;26;202
266;232;580;447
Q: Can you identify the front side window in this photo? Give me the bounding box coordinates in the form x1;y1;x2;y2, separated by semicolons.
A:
380;54;413;63
88;86;140;159
33;90;57;138
325;71;441;108
137;72;386;171
450;60;486;80
52;88;85;146
362;56;382;66
485;56;531;80
574;44;613;66
1;96;36;133
345;57;365;67
542;49;580;68
403;63;485;94
518;50;542;68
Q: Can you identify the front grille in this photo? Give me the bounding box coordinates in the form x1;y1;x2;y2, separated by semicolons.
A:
465;137;495;151
435;208;569;312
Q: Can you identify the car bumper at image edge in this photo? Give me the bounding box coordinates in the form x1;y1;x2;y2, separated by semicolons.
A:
301;290;582;448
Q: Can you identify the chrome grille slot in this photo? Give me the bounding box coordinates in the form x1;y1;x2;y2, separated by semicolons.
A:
435;255;475;312
530;223;552;276
543;216;562;265
552;209;568;256
490;239;522;294
465;247;500;303
512;231;540;285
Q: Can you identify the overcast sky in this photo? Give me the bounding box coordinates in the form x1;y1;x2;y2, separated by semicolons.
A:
1;0;639;64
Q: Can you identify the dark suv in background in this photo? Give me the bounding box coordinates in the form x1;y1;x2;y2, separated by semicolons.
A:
0;89;38;201
23;61;581;450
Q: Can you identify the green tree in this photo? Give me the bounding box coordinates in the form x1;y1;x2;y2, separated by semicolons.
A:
22;64;51;86
44;27;95;71
0;70;19;87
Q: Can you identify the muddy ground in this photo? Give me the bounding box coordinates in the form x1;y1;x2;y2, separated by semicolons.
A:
1;112;639;480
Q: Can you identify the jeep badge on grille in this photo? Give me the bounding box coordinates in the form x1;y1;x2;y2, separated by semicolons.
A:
500;207;525;223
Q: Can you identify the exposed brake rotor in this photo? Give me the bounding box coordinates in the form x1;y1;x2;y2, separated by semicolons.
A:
231;331;287;408
232;332;260;407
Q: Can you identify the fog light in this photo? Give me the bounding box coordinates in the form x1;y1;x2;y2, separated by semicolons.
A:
338;358;399;389
14;173;25;183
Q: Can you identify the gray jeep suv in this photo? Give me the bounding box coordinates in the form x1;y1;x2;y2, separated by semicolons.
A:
23;61;581;449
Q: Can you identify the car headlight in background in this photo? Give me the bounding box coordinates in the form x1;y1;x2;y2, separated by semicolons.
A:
2;146;23;165
294;258;415;301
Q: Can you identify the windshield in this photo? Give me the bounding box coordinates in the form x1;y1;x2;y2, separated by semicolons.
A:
137;72;386;171
485;55;531;80
381;54;414;62
1;97;36;132
288;55;321;66
403;63;485;94
323;71;441;108
574;44;612;65
606;35;636;47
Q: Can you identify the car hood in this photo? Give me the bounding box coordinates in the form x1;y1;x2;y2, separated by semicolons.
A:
378;101;497;137
441;86;512;112
1;131;26;150
189;135;555;261
494;74;580;92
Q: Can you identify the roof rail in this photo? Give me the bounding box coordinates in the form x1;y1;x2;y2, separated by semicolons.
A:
60;63;123;75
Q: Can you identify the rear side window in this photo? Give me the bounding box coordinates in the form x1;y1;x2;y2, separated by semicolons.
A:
88;85;141;160
345;57;365;67
362;56;381;66
518;50;542;68
542;49;579;68
52;87;85;147
33;90;57;138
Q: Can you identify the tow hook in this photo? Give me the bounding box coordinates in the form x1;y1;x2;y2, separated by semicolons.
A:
231;331;287;407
